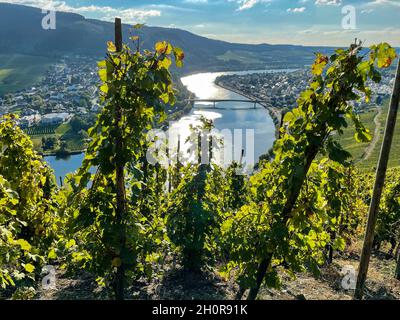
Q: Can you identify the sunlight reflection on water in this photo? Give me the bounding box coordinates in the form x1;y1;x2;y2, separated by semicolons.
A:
47;70;292;182
172;70;278;168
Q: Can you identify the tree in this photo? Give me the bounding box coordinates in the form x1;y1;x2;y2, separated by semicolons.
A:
56;140;69;157
67;24;184;300
31;95;45;110
77;129;89;140
69;116;87;132
223;42;396;300
166;119;217;271
41;136;58;151
0;114;57;292
4;94;13;105
355;51;400;299
373;171;400;257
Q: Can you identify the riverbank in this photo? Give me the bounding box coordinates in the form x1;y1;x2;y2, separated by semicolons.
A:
45;70;279;180
39;149;85;157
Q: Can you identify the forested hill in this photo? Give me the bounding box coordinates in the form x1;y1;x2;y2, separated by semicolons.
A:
0;3;333;73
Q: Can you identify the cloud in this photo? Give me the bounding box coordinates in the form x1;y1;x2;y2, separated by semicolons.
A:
297;26;400;45
238;0;258;10
0;0;54;7
183;0;208;3
287;7;306;13
315;0;342;5
361;8;374;13
0;0;161;23
147;4;197;12
236;0;271;11
365;0;400;7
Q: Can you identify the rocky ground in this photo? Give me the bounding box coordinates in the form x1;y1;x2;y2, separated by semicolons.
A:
37;242;400;300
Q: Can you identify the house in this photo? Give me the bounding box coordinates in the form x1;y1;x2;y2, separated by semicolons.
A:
14;95;24;102
22;108;38;116
41;113;72;126
77;107;88;114
90;104;101;112
19;114;41;128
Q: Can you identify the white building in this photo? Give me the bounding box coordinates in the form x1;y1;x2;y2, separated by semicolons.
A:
19;114;42;128
41;113;72;126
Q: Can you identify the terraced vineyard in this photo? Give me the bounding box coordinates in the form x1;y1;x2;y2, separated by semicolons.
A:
0;54;55;95
25;125;57;136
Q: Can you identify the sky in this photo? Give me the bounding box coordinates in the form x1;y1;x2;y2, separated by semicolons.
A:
2;0;400;46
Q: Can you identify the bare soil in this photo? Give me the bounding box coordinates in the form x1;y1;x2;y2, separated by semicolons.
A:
37;245;400;300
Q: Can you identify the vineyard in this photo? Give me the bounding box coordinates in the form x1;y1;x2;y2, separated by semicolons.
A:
1;24;400;301
24;125;57;136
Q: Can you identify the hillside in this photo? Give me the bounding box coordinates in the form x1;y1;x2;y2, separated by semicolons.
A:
0;10;399;304
0;3;333;73
0;54;56;95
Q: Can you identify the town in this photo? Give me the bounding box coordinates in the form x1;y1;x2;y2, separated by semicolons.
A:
0;55;101;127
0;55;192;154
216;68;395;114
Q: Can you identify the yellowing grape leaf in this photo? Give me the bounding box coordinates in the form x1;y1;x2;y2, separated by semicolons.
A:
65;239;76;249
48;249;57;260
311;54;328;76
98;69;107;82
107;41;117;53
155;41;172;55
17;239;31;251
24;263;35;273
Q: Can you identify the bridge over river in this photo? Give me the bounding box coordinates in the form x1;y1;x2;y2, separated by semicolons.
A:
187;98;274;110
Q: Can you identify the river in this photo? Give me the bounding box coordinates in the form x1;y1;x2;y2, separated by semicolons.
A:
45;153;86;185
45;69;288;183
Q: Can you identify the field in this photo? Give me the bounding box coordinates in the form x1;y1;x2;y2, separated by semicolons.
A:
339;99;400;171
25;125;57;136
337;108;378;164
358;101;400;171
27;123;86;154
217;50;262;64
0;54;55;95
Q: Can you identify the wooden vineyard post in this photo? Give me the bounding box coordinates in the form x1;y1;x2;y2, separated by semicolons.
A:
174;136;182;189
354;57;400;299
113;17;127;301
278;111;286;139
396;253;400;280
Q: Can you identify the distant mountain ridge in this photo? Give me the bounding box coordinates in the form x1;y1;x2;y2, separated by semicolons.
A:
0;3;334;73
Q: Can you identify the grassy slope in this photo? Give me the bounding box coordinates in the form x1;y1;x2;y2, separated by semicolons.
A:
0;54;55;95
28;123;85;154
337;108;377;164
358;100;400;171
217;50;262;64
339;99;400;171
